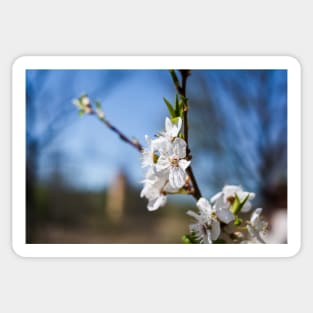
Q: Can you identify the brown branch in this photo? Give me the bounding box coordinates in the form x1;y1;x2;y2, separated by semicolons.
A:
88;107;143;152
170;70;202;200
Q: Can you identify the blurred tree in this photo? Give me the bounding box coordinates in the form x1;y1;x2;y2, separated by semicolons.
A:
26;70;75;242
26;70;133;242
188;70;287;211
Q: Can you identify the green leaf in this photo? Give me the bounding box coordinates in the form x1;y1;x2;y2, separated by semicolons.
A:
169;69;180;88
182;233;200;244
78;109;85;117
171;116;181;124
182;234;200;244
163;97;175;118
234;216;242;226
182;235;192;244
174;94;180;117
230;193;250;215
178;99;184;116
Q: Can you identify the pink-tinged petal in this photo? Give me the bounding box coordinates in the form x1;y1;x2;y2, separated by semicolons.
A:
169;167;185;189
178;159;190;171
173;138;187;158
216;207;234;224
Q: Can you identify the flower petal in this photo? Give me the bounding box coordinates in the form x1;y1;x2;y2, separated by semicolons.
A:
186;210;201;221
155;156;170;172
210;191;223;204
169;167;185;189
216;207;234;224
197;197;212;213
178;159;191;171
241;201;252;213
204;231;212;244
147;195;167;211
163;182;179;193
211;220;221;241
172;138;187;158
165;117;172;133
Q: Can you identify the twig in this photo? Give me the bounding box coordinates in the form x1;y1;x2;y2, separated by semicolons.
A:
169;70;202;200
180;70;190;151
88;107;143;152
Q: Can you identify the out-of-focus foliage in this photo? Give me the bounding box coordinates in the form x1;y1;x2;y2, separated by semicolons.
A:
188;70;287;211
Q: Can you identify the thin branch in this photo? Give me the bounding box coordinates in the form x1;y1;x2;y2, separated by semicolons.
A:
169;70;202;200
87;107;143;152
180;70;191;151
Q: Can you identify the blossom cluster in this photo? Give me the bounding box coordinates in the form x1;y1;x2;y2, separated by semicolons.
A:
186;185;268;244
73;90;271;244
140;117;191;211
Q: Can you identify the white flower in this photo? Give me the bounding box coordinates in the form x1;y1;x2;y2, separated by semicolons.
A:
141;135;155;168
141;135;165;168
198;197;234;224
140;168;179;211
140;116;188;210
140;174;167;211
247;208;268;243
161;117;182;140
155;137;190;189
207;194;235;224
211;185;255;213
187;197;221;244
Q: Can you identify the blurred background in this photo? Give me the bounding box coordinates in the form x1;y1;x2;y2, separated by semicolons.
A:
26;69;287;244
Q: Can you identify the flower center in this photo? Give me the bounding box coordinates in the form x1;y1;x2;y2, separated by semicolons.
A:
153;153;159;164
226;195;235;204
170;156;179;167
210;211;217;219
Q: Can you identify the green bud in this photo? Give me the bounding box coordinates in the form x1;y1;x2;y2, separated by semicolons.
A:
234;216;242;226
230;193;250;215
171;116;181;124
182;235;192;244
163;97;175;118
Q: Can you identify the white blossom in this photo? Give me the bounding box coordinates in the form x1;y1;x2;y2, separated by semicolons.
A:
140;116;190;211
140;168;179;211
246;208;268;243
186;198;218;243
161;117;182;140
140;171;167;211
155;137;190;189
141;135;155;168
211;185;255;213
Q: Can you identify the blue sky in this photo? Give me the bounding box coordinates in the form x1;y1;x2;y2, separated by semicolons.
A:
26;69;287;200
27;70;177;190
